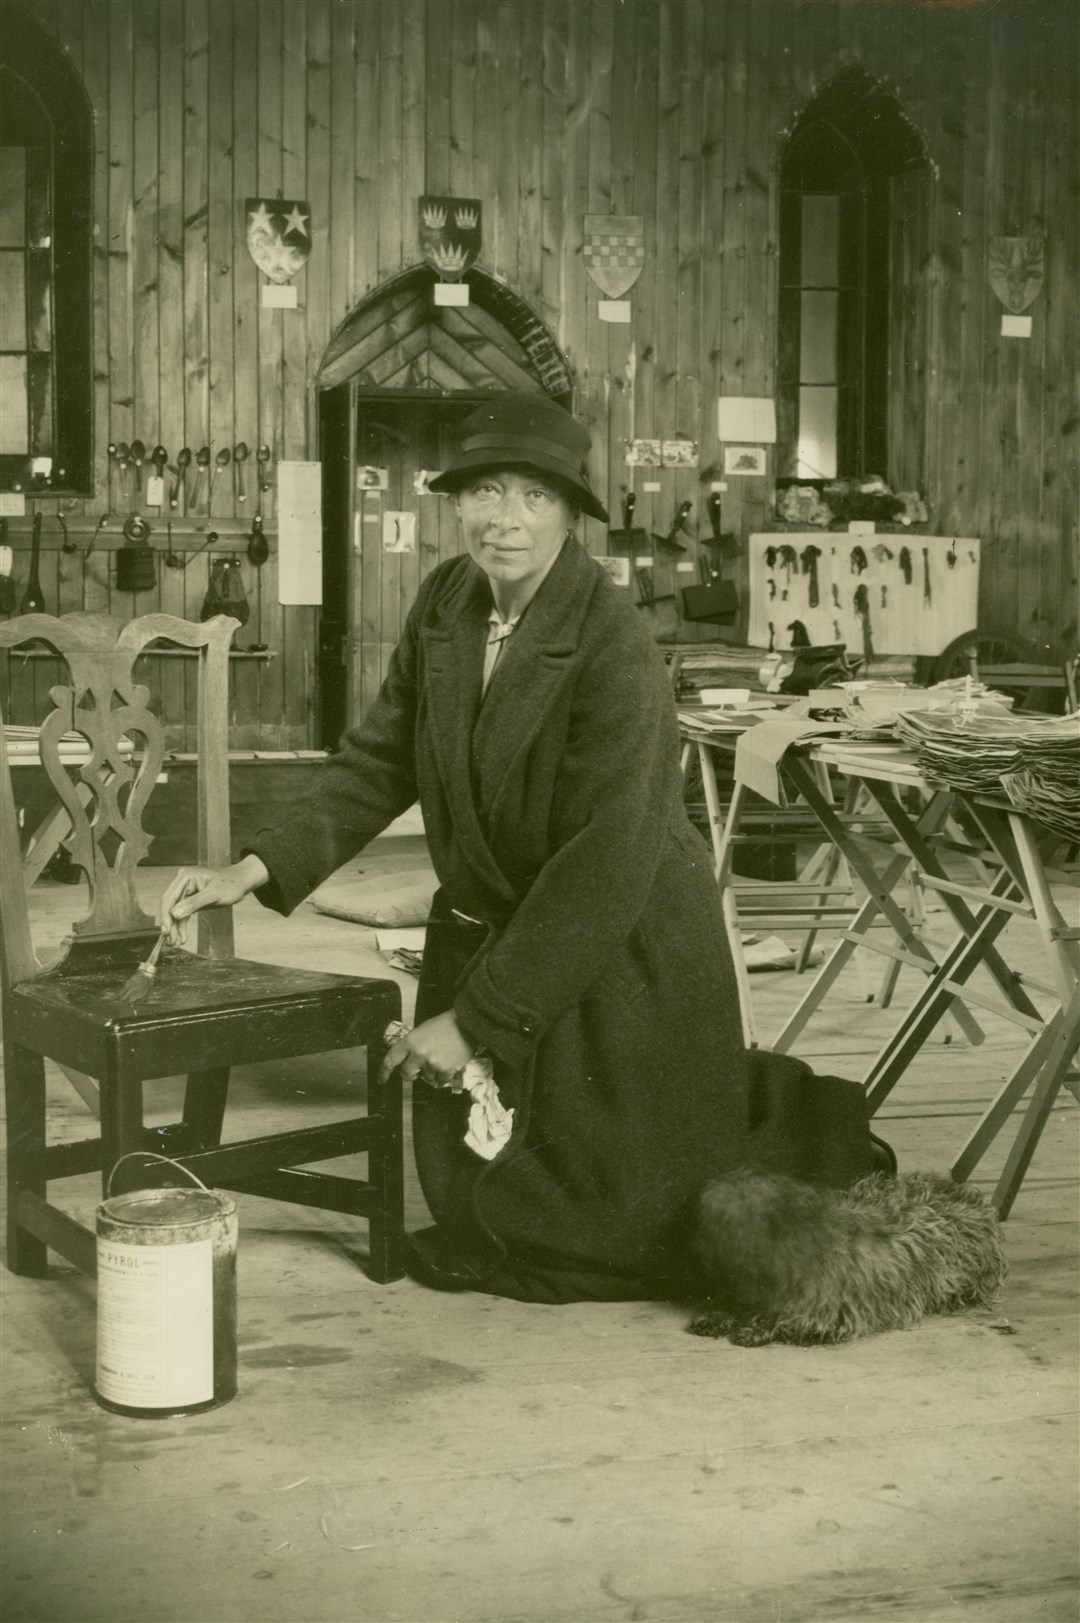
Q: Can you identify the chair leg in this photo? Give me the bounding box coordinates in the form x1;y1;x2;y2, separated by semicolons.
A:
4;1041;50;1275
99;1068;147;1197
181;1068;231;1150
365;1056;404;1284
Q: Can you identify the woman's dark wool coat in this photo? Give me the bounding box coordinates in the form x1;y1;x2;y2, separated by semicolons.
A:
250;539;872;1303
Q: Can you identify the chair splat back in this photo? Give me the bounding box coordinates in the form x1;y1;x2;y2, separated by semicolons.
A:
1;611;238;981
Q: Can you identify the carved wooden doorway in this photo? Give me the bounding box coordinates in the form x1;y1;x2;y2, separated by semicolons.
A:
317;272;570;738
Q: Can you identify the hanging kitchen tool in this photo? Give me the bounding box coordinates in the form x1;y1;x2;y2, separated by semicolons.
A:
111;442;131;500
190;447;211;510
922;547;932;606
899;546;913;585
170;447;192;510
201;557;249;625
680;551;738;624
163;521;184;569
0;518;16;615
246;513;269;566
234;442;249;504
652;499;691;553
800;544;822;607
209;446;231;509
20;512;47;612
84;515;107;559
59;514;78;554
607;491;650;555
705;492;739;557
776;543;799;601
129;439;146;498
257;443;273;495
854;582;874;664
115;515;157;594
633;565;674;608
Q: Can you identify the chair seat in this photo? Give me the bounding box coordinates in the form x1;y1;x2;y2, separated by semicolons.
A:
10;938;399;1082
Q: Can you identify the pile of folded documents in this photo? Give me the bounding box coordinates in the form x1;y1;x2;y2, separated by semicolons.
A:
894;709;1080;837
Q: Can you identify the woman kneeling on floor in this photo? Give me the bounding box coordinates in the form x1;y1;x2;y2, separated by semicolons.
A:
160;392;876;1304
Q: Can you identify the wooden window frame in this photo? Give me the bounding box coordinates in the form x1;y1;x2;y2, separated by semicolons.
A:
0;8;93;495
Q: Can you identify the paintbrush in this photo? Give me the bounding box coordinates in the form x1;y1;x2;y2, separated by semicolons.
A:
115;930;168;1006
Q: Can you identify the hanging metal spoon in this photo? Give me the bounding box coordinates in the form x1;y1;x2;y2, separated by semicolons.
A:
257;443;273;494
150;445;168;495
233;442;249;503
209;446;231;508
113;442;131;499
171;447;192;510
191;447;211;510
129;439;146;497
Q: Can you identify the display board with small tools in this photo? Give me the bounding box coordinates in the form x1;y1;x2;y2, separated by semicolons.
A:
747;533;980;659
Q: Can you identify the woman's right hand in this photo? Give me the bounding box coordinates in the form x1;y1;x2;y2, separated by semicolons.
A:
158;854;270;946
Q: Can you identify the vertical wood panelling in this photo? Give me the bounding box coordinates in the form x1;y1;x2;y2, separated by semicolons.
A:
6;0;1076;747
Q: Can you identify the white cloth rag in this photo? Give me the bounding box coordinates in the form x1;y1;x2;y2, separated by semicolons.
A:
384;1023;514;1161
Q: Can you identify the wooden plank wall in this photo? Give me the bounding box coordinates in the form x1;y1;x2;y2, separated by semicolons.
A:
3;0;1077;748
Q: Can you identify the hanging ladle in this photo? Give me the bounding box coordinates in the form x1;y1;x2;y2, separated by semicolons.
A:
209;446;231;508
190;447;211;510
171;447;192;510
164;520;184;569
234;442;249;503
59;513;78;554
257;443;273;494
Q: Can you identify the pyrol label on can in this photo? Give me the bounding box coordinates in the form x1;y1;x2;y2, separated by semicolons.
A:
96;1237;214;1408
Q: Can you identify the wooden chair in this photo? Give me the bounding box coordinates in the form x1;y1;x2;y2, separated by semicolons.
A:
1;611;404;1282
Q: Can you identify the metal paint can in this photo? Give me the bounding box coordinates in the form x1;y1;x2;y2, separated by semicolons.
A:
95;1185;238;1417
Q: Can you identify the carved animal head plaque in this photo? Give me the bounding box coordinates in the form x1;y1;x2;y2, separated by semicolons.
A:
988;235;1045;314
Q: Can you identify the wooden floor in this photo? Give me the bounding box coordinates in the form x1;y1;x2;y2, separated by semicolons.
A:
2;848;1077;1623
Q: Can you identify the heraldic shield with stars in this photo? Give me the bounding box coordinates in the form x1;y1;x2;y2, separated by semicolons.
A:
246;198;311;284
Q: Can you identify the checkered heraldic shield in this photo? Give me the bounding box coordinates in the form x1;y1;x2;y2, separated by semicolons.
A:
583;215;645;300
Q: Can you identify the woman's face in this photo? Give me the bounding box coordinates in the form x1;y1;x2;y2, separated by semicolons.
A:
456;469;575;606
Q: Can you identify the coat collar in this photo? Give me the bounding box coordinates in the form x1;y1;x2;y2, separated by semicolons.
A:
419;542;600;901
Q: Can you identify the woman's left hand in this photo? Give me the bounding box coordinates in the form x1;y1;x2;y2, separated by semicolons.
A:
380;1011;476;1090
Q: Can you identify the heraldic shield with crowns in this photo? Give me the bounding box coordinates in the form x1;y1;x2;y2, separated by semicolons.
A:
419;196;482;281
246;198;311;284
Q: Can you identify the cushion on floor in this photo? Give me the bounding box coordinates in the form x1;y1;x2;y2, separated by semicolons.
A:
309;866;437;927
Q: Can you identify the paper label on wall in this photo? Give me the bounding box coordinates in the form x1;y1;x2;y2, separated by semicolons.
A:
145;476;165;508
382;511;416;553
0;493;26;516
277;460;323;604
717;397;777;444
596;555;630;587
434;282;470;306
642;480;661;492
1001;313;1032;338
96;1238;213;1408
598;300;631;323
357;466;389;491
261;282;299;309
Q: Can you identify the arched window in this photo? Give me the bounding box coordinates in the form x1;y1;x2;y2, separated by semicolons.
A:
777;66;928;484
0;5;93;493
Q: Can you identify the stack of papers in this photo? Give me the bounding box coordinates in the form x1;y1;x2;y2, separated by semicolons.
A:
894;709;1080;835
1002;718;1080;839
